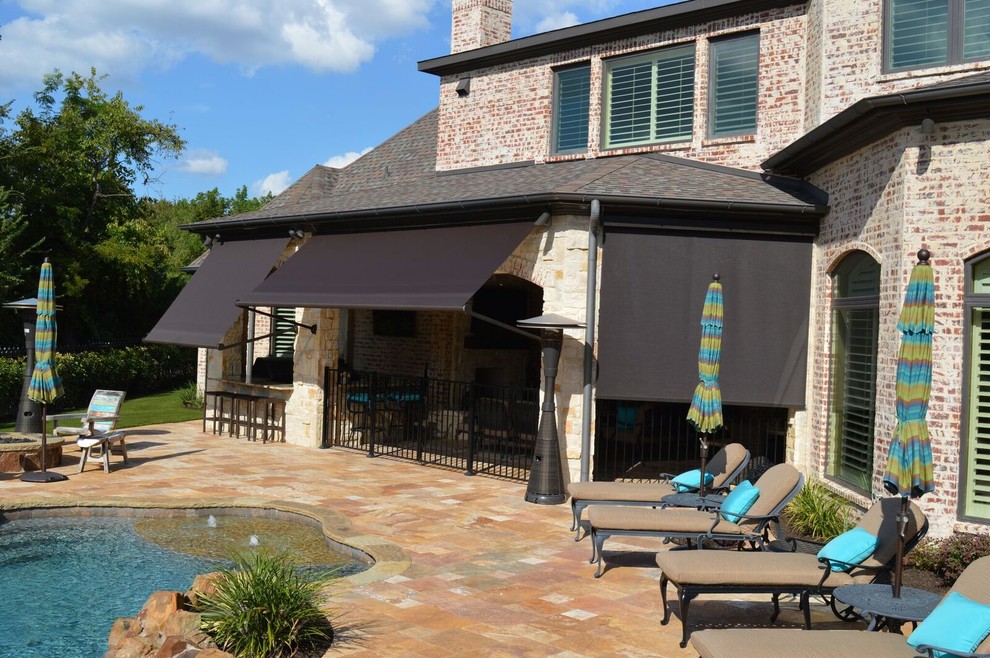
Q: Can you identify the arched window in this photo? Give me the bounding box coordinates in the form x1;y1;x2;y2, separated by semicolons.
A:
827;252;881;491
963;253;990;520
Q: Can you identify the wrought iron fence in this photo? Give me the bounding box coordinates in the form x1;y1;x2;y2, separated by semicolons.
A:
322;367;540;482
594;400;788;482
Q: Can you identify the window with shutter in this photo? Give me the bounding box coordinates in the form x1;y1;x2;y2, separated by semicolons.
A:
709;33;760;138
273;307;297;358
553;65;591;154
827;252;881;492
964;255;990;520
604;45;695;148
887;0;990;70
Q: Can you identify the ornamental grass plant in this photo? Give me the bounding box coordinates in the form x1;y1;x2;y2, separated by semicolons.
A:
782;479;856;542
195;550;337;658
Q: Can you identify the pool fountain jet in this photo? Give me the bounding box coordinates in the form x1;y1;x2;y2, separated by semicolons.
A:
207;515;217;528
249;535;260;547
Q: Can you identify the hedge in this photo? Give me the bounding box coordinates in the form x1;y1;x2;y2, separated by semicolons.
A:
0;345;196;419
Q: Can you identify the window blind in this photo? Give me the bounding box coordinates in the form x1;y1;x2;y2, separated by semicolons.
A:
606;46;694;147
889;0;949;68
965;0;990;59
710;34;760;137
554;66;590;153
965;308;990;518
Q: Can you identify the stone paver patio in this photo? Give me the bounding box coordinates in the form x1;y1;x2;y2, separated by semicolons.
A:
0;421;859;656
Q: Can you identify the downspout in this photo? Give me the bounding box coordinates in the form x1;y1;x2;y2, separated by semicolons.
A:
581;199;601;482
245;308;255;384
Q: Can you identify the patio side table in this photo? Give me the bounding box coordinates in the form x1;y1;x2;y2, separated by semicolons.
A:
660;492;724;510
833;583;941;633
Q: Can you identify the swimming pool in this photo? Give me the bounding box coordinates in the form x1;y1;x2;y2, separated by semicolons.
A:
0;513;364;657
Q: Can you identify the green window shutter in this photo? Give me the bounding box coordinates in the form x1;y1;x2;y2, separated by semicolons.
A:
710;34;759;137
889;0;949;69
965;0;990;59
607;59;655;146
654;49;695;141
273;307;297;358
966;308;990;518
554;66;590;154
833;307;879;487
605;45;694;148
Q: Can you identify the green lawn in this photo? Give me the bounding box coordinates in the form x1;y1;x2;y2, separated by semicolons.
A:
0;390;202;433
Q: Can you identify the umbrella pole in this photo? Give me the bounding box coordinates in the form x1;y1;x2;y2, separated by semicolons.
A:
20;403;66;482
39;404;47;472
892;496;909;598
699;437;708;497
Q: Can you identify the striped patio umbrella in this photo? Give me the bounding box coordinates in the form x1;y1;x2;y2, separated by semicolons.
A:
687;275;723;495
22;258;66;482
883;249;935;597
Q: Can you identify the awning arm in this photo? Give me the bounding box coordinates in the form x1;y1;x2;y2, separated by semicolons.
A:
463;304;542;342
242;306;318;334
217;331;279;351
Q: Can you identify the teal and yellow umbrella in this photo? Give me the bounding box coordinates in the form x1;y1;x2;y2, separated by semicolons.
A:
687;275;723;494
21;258;67;482
883;249;935;596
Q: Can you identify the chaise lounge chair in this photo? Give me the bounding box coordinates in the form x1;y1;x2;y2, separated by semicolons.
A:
567;443;751;540
587;463;803;577
51;389;126;439
690;553;990;658
654;497;928;647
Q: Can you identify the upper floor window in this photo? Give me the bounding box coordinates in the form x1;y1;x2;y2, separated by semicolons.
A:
887;0;990;70
553;65;591;154
963;253;990;520
603;44;695;149
827;252;881;492
709;33;760;138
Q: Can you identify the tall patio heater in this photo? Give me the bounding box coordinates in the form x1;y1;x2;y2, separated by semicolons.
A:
518;313;584;505
3;297;47;434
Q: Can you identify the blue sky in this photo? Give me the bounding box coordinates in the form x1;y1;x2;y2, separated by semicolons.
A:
0;0;671;201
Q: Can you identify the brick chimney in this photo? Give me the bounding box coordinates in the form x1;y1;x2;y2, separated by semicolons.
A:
451;0;513;54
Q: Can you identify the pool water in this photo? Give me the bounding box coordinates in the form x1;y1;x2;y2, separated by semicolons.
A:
0;515;363;658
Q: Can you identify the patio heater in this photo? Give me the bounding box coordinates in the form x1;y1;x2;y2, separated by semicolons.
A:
518;313;584;505
3;297;46;434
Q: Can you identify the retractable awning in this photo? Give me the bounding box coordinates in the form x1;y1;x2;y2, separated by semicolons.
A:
145;237;289;348
236;222;534;310
596;228;812;407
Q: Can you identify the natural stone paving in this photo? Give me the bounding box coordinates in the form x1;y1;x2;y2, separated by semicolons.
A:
0;421;857;656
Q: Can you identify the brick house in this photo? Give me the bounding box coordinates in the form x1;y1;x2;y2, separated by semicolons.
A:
148;0;990;536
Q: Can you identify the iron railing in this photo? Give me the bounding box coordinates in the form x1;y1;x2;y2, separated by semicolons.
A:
322;367;540;482
594;400;788;482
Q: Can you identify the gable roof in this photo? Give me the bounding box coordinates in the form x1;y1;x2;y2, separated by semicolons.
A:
763;70;990;176
419;0;803;77
185;108;826;238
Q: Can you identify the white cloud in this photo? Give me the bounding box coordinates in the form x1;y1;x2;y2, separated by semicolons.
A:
254;170;293;196
179;150;228;175
323;147;373;169
0;0;439;93
536;12;581;33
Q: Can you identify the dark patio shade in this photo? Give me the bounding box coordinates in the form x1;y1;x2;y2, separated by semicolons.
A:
236;222;534;310
596;228;812;407
145;237;289;348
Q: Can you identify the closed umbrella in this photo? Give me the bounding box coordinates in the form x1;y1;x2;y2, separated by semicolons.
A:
883;249;935;597
21;258;67;483
687;275;723;495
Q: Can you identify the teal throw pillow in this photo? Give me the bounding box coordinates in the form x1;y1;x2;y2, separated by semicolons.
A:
908;592;990;658
671;468;714;493
816;527;878;572
719;481;760;523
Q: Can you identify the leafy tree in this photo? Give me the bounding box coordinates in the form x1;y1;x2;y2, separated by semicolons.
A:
0;68;184;344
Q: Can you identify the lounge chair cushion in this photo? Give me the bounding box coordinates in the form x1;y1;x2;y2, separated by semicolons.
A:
655;550;862;588
719;481;760;523
692;628;918;658
567;480;675;503
672;468;714;492
907;592;990;658
816;527;878;571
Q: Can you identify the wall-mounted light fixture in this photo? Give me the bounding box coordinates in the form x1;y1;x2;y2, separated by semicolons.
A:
202;235;213;247
455;77;471;97
920;118;936;135
534;212;551;227
288;229;305;239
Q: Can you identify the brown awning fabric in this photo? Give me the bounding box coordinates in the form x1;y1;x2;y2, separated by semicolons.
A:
236;222;534;310
144;237;289;348
596;228;812;407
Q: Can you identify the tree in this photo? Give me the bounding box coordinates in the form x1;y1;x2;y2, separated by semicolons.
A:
0;69;185;344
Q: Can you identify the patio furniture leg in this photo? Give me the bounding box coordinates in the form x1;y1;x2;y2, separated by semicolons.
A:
592;531;608;578
660;573;672;625
771;593;781;623
678;589;695;648
801;591;812;629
